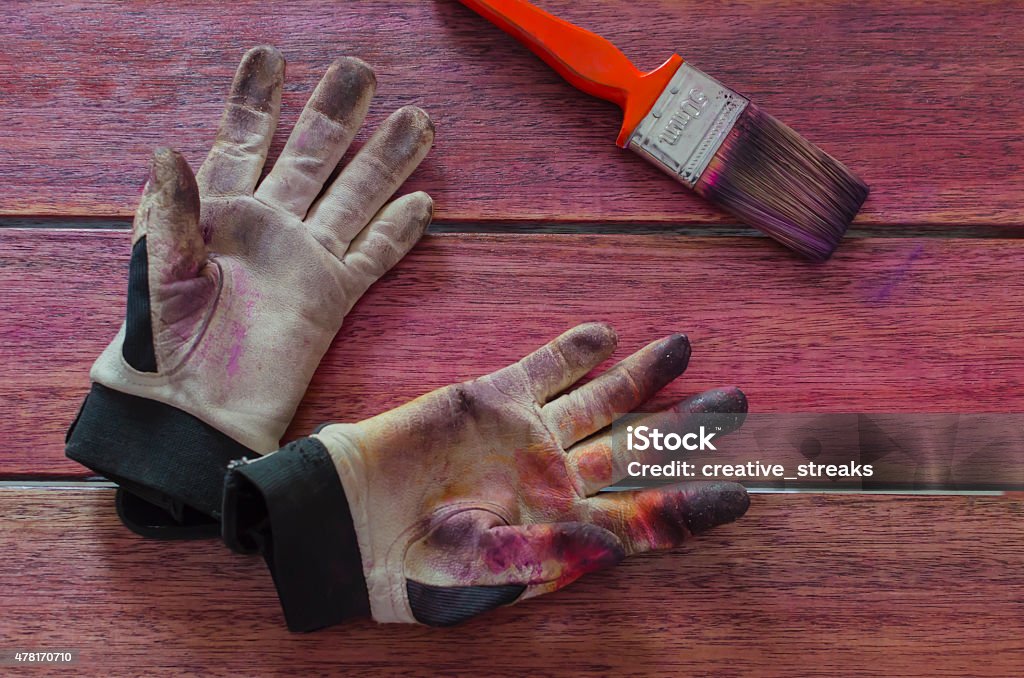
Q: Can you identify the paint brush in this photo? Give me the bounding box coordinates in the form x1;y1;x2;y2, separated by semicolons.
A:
457;0;870;261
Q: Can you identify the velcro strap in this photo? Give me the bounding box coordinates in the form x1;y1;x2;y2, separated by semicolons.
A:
222;437;371;631
66;383;253;537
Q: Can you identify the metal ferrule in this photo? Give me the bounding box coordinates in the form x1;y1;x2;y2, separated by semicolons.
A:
628;63;748;188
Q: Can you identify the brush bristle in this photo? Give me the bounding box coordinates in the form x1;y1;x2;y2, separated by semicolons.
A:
693;104;869;262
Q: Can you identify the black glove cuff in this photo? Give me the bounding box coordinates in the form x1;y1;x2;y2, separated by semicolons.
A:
222;437;371;632
65;382;252;539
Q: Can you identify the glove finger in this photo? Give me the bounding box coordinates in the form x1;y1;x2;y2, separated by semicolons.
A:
582;482;749;556
406;521;624;626
490;322;618;405
305;105;434;258
338;192;433;308
255;57;376;218
196;45;284;197
568;387;748;495
542;333;691;449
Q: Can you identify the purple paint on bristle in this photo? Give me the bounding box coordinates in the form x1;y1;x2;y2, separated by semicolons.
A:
693;103;869;262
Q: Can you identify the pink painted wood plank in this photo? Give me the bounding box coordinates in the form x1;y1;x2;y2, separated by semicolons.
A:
1;1;1022;225
1;488;1021;676
2;229;1022;477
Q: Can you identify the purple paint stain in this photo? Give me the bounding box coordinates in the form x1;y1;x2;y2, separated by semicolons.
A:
226;335;244;377
225;316;249;378
482;528;544;580
221;265;261;379
872;244;924;302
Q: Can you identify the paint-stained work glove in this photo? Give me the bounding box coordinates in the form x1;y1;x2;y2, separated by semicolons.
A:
65;46;435;538
223;323;750;630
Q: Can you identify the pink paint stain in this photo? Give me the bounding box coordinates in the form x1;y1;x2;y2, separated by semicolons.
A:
223;266;258;378
226;328;246;377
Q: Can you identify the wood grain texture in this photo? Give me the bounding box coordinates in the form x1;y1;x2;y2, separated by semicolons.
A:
2;1;1023;226
2;229;1023;477
0;488;1020;676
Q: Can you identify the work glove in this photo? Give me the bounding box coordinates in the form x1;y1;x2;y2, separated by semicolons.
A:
223;323;750;630
65;46;435;538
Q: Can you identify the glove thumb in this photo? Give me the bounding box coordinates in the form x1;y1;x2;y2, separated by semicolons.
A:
405;520;625;626
123;148;211;372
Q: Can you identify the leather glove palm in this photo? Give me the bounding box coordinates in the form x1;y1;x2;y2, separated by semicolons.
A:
66;46;435;537
225;323;750;630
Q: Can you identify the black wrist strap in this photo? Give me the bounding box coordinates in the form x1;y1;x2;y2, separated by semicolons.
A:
222;437;371;632
65;383;253;539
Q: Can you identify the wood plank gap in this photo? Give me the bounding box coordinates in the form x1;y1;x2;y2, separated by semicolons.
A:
0;480;114;489
3;219;1024;239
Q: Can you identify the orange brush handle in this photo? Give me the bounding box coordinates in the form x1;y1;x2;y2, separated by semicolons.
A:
459;0;683;147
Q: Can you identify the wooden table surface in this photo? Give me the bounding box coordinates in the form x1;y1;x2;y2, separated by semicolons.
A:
1;1;1022;675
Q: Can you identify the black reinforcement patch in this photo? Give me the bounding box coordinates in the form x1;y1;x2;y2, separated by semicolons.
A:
122;237;158;372
406;580;526;626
